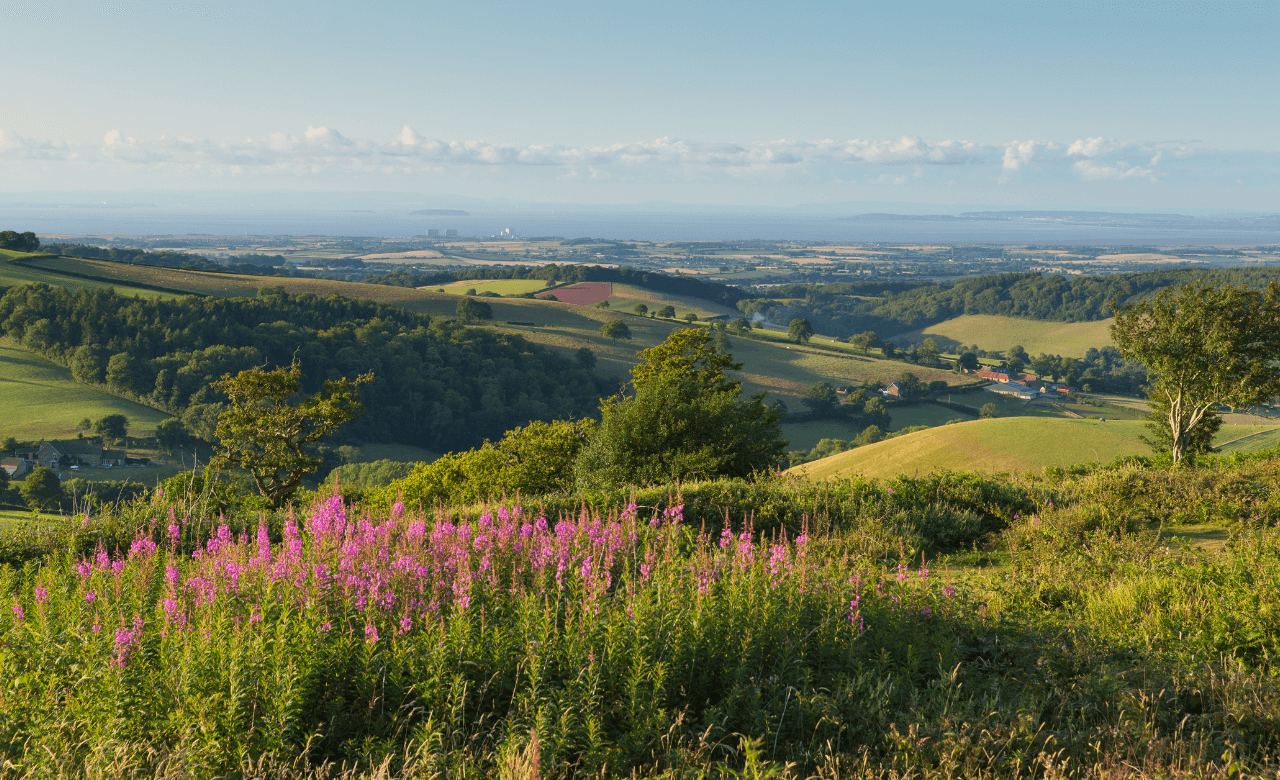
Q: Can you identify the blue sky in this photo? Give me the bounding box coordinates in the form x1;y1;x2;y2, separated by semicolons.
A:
2;0;1277;210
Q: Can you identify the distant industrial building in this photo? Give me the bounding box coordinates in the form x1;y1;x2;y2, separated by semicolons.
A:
427;229;439;237
445;229;458;237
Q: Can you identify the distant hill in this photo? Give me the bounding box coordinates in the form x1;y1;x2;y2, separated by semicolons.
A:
893;314;1114;355
788;417;1279;480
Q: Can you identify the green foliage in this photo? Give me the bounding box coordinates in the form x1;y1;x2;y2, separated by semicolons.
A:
658;305;676;318
853;423;884;446
632;302;648;315
211;361;372;507
740;266;1280;341
0;284;608;453
154;417;188;450
6;451;1280;774
374;419;595;509
801;381;838;415
893;371;928;401
69;344;107;384
60;478;147;511
683;311;698;322
0;437;15;454
575;330;786;490
629;327;737;395
455;295;493;322
0;230;40;252
1113;282;1280;463
787;317;813;343
574;346;596;369
958;351;980;371
323;459;415;495
917;336;941;365
1142;392;1222;457
599;319;632;340
980;402;1000;419
105;351;145;395
20;466;64;511
91;413;128;445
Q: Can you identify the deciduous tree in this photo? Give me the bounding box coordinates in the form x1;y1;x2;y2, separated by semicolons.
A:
575;329;786;489
1111;283;1280;464
21;466;64;511
803;382;839;416
93;414;129;446
211;361;372;507
600;320;632;341
456;297;493;322
788;318;814;344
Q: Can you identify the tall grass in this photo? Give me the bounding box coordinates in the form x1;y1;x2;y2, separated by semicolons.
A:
2;455;1279;777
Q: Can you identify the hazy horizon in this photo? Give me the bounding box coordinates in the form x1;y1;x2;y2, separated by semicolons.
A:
3;1;1277;216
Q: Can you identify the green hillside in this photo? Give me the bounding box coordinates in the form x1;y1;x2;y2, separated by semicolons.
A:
12;255;972;407
0;342;172;439
0;255;175;300
896;314;1114;356
789;417;1279;480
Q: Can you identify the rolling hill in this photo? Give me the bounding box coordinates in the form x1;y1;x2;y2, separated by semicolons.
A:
788;417;1279;480
5;255;974;407
894;314;1114;356
0;342;172;439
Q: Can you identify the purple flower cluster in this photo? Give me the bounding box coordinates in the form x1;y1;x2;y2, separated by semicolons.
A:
8;494;957;670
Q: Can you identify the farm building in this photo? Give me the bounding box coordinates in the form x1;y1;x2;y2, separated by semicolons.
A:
1;457;33;479
882;382;904;397
985;382;1039;400
32;439;127;469
976;367;1013;381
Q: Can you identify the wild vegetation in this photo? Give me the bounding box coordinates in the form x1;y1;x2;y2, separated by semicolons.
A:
0;284;608;452
4;243;1280;776
739;267;1280;340
2;443;1280;777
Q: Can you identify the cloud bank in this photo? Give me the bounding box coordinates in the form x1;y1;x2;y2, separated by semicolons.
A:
0;127;1274;192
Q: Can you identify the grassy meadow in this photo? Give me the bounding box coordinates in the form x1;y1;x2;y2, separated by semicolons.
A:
0;342;171;440
790;416;1280;481
430;279;550;296
897;314;1115;356
0;255;176;300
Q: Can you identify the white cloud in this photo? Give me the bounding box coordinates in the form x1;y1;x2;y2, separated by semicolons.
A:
1072;159;1156;181
2;126;1276;190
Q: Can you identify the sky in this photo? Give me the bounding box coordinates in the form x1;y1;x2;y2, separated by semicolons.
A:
2;0;1277;211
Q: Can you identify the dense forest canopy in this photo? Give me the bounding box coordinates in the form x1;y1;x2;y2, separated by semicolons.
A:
740;267;1280;339
0;284;609;451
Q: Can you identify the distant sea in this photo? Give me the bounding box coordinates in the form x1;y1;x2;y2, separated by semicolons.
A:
5;207;1280;244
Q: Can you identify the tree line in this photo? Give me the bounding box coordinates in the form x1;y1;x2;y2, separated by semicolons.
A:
368;263;750;307
738;267;1280;340
0;231;41;253
0;284;610;453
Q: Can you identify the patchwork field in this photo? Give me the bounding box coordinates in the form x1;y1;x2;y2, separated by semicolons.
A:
789;417;1279;480
778;419;866;450
896;314;1114;356
0;342;172;439
888;402;976;431
0;256;177;299
11;255;975;408
537;281;613;305
429;279;549;296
